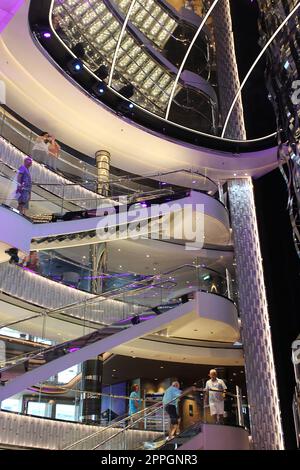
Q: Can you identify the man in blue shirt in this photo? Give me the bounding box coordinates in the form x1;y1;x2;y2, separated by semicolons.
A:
163;381;196;439
129;384;141;419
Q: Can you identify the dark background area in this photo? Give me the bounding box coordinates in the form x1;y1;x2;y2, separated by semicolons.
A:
254;169;300;449
230;0;276;139
230;0;300;448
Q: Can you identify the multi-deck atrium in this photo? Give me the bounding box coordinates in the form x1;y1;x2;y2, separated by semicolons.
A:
0;0;299;452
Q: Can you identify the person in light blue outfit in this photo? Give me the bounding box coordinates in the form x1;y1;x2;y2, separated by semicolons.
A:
163;381;196;439
129;384;141;418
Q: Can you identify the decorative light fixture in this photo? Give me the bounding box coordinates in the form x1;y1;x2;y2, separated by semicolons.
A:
92;81;107;97
67;58;83;74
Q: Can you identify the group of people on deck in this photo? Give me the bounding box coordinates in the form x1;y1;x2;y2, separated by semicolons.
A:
129;369;227;440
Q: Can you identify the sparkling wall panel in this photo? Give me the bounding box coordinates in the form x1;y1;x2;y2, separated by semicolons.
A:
228;178;284;450
212;0;246;139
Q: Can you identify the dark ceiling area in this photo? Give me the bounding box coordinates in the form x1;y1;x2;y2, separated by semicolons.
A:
102;354;246;393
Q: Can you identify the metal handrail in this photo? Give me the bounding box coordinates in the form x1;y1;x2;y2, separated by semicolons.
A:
1;107;219;195
0;262;227;334
63;399;160;450
91;389;187;450
92;386;244;450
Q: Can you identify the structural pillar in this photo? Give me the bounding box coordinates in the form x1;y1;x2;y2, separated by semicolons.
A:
80;355;103;424
228;177;284;450
90;150;111;294
81;151;111;420
90;243;107;294
212;0;246;139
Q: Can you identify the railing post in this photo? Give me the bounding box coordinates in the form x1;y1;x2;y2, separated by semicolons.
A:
225;268;233;300
217;181;224;204
236;385;244;427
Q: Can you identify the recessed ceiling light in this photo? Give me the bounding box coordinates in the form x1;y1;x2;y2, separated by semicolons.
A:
118;249;121;252
119;265;122;268
233;173;237;176
113;369;116;372
146;254;150;258
160;366;164;369
154;378;158;380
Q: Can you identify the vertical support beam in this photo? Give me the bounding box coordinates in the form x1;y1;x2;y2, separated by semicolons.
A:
90;243;107;294
90;150;111;294
80;356;103;424
212;0;246;139
228;177;284;450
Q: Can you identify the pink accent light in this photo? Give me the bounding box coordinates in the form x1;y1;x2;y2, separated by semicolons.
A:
0;1;24;33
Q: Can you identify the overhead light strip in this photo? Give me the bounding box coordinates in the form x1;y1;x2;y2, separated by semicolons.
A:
221;1;300;138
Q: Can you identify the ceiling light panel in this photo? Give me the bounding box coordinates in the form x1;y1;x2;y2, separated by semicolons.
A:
52;0;181;115
114;0;177;48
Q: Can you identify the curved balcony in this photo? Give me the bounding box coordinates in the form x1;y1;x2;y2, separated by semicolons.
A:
0;106;223;214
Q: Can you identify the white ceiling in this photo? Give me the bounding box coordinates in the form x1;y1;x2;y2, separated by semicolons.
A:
0;1;278;180
75;237;233;275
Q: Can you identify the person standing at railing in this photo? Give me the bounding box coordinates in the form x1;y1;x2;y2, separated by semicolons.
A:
163;381;196;440
129;384;141;421
204;369;227;425
31;131;50;166
21;251;40;273
48;135;61;171
16;157;32;215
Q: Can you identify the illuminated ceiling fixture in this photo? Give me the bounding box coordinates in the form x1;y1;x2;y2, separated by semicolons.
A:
92;81;107;97
66;58;83;74
52;0;180;116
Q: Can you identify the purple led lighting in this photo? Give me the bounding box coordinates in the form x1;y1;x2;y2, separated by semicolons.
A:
43;32;51;39
69;347;80;353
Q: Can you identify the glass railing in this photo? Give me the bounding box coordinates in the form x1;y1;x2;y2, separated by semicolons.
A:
0;384;248;449
59;386;248;450
0;263;230;335
0;161;192;220
0;106;220;202
0;264;231;376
